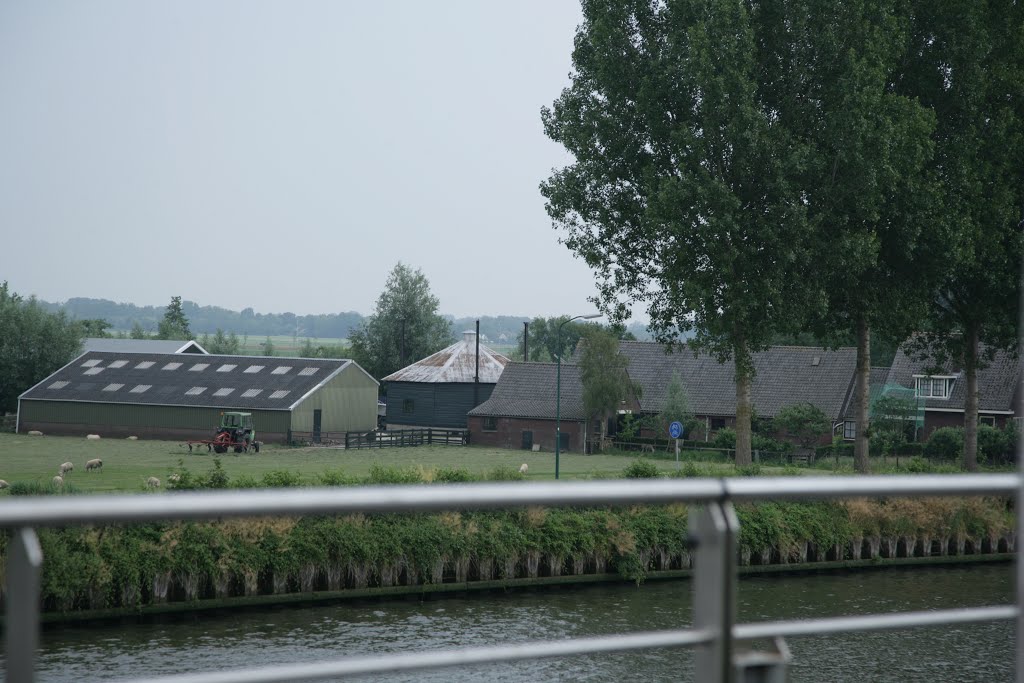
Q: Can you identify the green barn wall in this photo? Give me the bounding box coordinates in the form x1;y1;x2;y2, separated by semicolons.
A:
289;364;377;434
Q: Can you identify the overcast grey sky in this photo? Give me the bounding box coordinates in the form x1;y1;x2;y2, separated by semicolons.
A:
0;1;623;321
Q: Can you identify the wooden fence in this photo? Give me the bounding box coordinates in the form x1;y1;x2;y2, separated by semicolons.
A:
344;428;469;449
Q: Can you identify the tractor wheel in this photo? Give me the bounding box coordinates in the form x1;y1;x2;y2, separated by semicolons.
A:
214;445;227;454
254;441;261;453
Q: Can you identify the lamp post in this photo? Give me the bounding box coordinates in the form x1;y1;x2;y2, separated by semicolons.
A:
555;313;601;480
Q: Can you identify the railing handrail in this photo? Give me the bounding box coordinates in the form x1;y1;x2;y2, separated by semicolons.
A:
0;473;1015;528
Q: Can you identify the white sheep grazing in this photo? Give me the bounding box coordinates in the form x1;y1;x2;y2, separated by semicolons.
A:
519;463;529;474
168;473;181;485
0;480;9;490
85;458;103;472
86;434;101;440
52;475;64;487
28;430;43;436
147;476;160;489
59;461;74;475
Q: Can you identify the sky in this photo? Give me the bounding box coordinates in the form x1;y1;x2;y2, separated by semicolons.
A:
0;1;624;321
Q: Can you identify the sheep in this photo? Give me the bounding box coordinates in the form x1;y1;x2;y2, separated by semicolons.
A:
147;476;160;489
126;435;138;440
168;473;181;485
85;458;103;472
28;430;43;436
86;434;101;440
519;463;529;475
59;461;74;475
52;475;64;487
0;480;9;490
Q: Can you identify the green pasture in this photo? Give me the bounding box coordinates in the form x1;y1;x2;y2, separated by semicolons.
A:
0;433;763;494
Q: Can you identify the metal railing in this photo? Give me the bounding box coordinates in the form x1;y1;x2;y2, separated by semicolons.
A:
1;473;1019;682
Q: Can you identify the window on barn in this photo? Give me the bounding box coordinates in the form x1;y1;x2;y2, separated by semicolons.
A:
108;360;129;369
844;420;856;440
298;367;319;376
270;390;291;400
482;416;497;431
185;387;207;396
81;359;102;367
217;364;237;373
213;388;235;397
403;399;415;413
48;381;69;390
710;417;726;431
162;362;182;371
102;383;124;392
134;361;155;370
129;384;151;393
241;389;263;398
272;366;292;375
979;415;996;427
244;365;264;374
189;363;209;372
83;367;104;376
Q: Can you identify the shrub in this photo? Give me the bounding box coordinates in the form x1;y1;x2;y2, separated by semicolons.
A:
622;459;662;478
230;474;261;489
366;464;421;485
924;427;964;461
713;428;736;450
261;470;304;488
318;469;359;486
977;424;1009;464
734;463;762;477
486;465;524;481
433;467;474;483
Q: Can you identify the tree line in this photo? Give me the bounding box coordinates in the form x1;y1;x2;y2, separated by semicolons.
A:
541;0;1022;472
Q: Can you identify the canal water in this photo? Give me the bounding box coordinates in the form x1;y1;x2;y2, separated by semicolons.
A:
22;563;1014;682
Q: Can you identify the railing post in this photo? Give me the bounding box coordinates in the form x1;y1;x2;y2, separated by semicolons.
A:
6;526;43;683
691;500;739;683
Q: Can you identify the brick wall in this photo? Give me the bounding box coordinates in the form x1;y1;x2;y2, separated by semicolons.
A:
468;416;588;453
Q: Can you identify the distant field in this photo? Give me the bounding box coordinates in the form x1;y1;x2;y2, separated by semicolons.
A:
234;335;348;356
0;433;750;493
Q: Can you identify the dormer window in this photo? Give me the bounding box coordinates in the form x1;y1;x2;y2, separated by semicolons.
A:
914;375;956;399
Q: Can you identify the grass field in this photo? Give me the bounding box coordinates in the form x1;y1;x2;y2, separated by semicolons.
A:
233;335;348;356
0;432;759;493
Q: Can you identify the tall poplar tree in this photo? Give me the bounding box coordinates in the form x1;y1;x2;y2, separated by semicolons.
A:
898;0;1024;471
542;0;927;464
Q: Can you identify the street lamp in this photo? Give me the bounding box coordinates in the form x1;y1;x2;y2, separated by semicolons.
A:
555;313;601;480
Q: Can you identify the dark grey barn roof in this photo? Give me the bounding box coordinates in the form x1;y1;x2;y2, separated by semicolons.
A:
885;345;1022;413
595;342;857;421
468;362;587;420
19;351;375;412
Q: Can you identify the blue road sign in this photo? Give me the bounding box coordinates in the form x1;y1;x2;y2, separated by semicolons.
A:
669;421;683;439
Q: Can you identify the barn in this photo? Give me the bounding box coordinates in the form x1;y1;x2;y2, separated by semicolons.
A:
382;331;510;428
17;351;378;443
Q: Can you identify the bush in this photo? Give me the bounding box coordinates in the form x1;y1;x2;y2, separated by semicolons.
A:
622;459;662;478
366;465;421;485
261;470;304;488
977;424;1009;464
318;469;359;486
712;428;736;450
734;463;762;477
433;467;474;483
895;442;924;457
486;465;524;481
229;474;261;489
923;427;964;461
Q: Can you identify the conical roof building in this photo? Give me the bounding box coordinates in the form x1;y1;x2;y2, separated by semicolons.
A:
382;330;510;428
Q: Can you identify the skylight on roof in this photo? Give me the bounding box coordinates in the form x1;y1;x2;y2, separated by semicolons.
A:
243;365;264;374
84;367;105;376
135;361;155;370
217;364;237;373
48;381;70;390
108;360;129;369
185;387;207;396
162;362;183;371
241;389;263;398
81;359;102;368
271;366;292;375
298;367;319;376
129;384;151;394
103;383;125;392
213;388;235;397
269;390;291;400
189;363;210;372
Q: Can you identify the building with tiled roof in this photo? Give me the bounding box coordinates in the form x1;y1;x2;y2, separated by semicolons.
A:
81;338;209;355
382;331;510;429
468;341;858;452
17;351;378;442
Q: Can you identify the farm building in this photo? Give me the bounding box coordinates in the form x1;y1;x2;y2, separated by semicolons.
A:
467;362;636;453
17;351;378;443
469;342;858;452
382;330;510;428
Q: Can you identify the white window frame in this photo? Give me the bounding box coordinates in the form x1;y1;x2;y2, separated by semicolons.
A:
913;375;956;399
843;420;856;440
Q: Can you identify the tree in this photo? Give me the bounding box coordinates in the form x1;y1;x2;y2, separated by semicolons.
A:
578;328;637;447
261;337;276;356
775;403;830;452
898;0;1024;472
0;282;84;413
513;317;619;362
348;263;453;379
201;329;241;355
157;296;193;341
658;371;700;441
869;393;918;461
129;322;148;339
543;0;865;464
76;319;112;337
